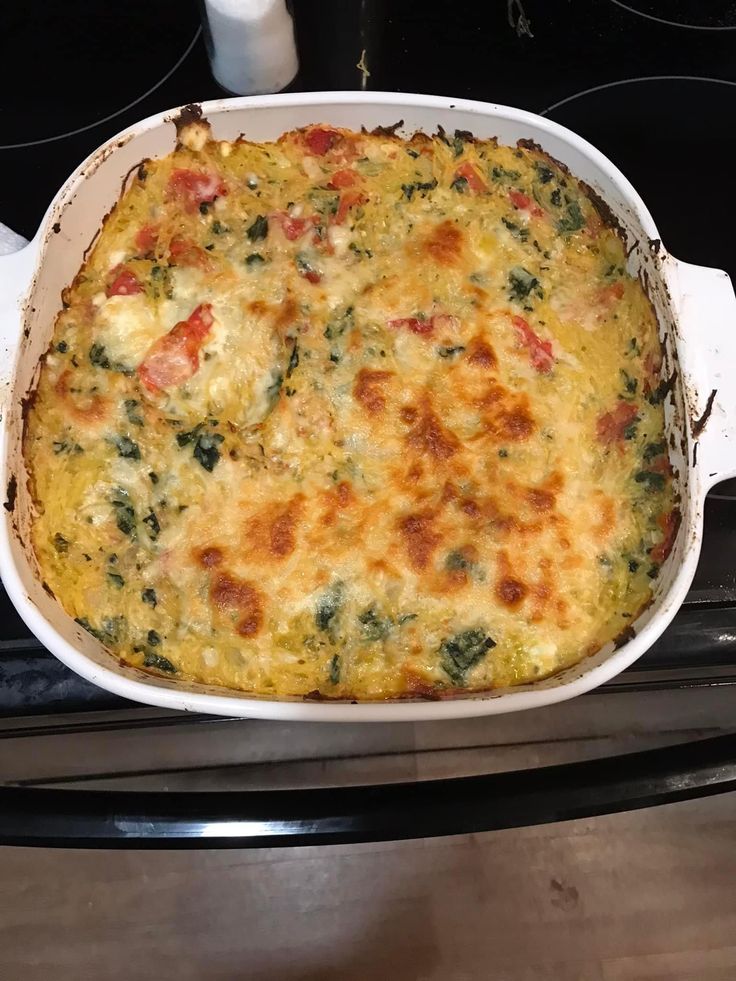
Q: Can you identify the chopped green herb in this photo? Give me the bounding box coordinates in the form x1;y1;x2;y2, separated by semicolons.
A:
623;419;639;440
324;306;354;341
437;345;465;359
176;424;202;448
286;341;299;378
550;188;562;207
315;582;343;633
89;343;110;369
108;572;125;589
89;343;131;374
147;629;161;647
245;253;266;267
246;214;268;242
52;439;83;455
635;470;666;491
308;189;340;218
491;166;521;182
111;489;136;537
535;163;554;183
450;175;468;193
440;629;496;686
113;435;141;460
124;399;144;426
644;440;667;462
501;217;529;242
76;616;125;646
357;607;392;642
75;617;105;643
143;651;176;673
620;370;638;396
329;653;341;685
193;432;224;472
629;337;641;355
142;509;160;540
56;340;68;353
199;201;210;215
141;588;157;608
557;199;585;234
648;563;660;579
445;550;472;573
401;179;438;200
628;558;640;573
53;532;69;554
508;266;543;302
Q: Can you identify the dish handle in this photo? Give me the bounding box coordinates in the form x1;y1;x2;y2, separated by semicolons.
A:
672;258;736;489
0;224;35;413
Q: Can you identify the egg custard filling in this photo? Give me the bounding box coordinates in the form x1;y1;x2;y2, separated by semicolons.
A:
24;121;678;700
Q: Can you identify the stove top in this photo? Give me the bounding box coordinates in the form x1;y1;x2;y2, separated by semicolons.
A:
1;0;735;715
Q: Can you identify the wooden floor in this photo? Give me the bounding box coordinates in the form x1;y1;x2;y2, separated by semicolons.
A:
1;793;734;980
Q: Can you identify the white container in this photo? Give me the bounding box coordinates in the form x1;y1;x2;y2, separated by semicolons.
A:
201;0;298;95
1;92;735;722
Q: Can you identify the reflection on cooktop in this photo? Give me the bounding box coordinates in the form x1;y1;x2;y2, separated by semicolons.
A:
542;77;736;279
609;0;736;29
0;4;200;148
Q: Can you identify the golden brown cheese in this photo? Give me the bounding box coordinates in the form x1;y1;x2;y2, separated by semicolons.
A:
24;122;678;699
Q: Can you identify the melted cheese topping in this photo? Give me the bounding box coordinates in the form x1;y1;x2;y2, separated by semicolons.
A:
25;124;677;699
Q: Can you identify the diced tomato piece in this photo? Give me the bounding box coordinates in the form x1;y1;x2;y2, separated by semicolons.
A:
166;169;226;213
596;400;639;444
138;303;214;393
274;211;318;241
334;191;367;225
388;317;434;336
304;127;341;156
597;281;625;306
186;304;214;339
511;315;554;373
135;224;159;253
454;162;487;193
327;168;359;189
304;269;321;284
168;236;211;269
509;189;544;217
106;266;143;298
650;509;679;564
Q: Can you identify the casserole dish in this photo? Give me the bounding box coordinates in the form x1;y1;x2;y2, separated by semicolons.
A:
2;91;735;722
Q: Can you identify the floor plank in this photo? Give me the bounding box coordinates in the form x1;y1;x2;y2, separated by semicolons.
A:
0;793;734;980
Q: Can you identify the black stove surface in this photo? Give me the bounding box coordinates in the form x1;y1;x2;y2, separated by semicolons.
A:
1;0;735;715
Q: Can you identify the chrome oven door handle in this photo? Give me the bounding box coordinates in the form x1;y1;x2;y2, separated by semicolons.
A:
0;733;734;847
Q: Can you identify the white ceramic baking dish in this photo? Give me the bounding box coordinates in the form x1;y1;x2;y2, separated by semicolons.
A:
1;91;735;722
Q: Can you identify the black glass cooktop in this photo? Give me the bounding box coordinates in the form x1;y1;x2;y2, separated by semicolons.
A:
1;0;735;715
